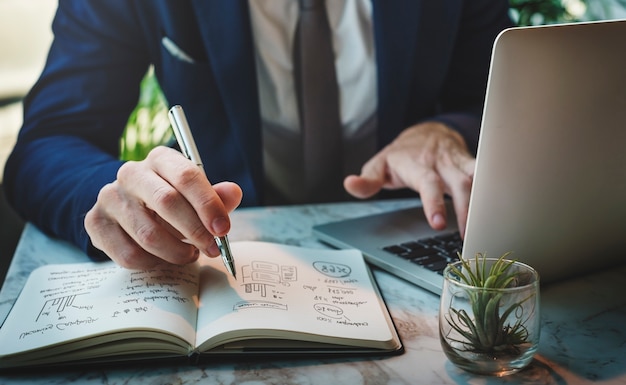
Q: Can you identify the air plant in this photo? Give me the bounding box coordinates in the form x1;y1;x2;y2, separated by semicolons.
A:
444;253;535;356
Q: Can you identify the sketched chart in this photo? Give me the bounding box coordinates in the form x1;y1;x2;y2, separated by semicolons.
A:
36;293;89;322
233;261;298;312
240;261;297;298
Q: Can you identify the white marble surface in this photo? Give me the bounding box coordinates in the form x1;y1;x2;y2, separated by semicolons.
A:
1;199;625;384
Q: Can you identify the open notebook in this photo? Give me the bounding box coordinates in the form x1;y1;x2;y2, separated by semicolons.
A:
0;241;402;368
314;20;626;294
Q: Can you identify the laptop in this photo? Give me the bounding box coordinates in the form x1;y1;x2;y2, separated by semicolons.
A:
314;20;626;294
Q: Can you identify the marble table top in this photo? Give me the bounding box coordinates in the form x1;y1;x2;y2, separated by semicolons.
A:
1;198;625;384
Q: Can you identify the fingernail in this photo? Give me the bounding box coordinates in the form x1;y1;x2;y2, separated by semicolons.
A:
212;216;229;236
433;213;446;228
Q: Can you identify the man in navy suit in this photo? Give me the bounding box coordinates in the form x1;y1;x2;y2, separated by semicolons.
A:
3;1;512;268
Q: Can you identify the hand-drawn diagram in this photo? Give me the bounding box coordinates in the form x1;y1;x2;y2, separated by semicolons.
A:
235;258;368;327
36;293;90;322
240;261;297;298
235;261;298;311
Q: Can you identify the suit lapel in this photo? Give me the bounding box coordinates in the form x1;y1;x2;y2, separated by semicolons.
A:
191;0;264;200
372;0;458;146
372;0;421;145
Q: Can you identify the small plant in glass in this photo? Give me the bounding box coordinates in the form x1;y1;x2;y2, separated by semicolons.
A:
439;253;540;376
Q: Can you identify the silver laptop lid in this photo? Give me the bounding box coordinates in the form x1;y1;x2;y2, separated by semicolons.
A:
462;20;626;281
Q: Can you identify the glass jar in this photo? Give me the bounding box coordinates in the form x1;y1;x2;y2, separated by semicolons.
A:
439;257;540;376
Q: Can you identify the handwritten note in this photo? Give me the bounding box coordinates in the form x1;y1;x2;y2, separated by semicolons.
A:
0;262;200;356
195;242;394;350
0;241;398;363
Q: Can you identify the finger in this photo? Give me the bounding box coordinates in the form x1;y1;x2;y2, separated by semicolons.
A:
376;147;449;230
85;185;200;268
344;154;387;199
433;151;476;236
396;158;447;230
409;169;448;230
452;192;470;238
86;207;165;269
461;157;477;178
100;221;200;269
452;159;475;237
213;182;244;213
117;153;217;255
149;213;221;258
437;167;473;237
343;175;383;199
145;147;233;238
117;202;205;265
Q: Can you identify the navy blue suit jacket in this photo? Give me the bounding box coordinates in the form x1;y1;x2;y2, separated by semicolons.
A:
4;0;512;258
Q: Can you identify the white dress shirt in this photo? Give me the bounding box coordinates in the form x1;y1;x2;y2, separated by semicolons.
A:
248;0;378;202
248;0;377;137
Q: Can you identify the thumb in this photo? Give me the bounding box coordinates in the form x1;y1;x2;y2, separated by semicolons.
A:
344;157;387;199
213;182;243;213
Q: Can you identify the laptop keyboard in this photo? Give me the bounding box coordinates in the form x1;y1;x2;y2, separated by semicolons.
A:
382;231;462;275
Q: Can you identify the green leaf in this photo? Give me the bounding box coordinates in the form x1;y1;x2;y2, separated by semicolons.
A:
445;251;535;354
120;67;172;161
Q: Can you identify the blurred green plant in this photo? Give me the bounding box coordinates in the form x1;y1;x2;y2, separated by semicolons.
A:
119;67;171;161
509;0;588;26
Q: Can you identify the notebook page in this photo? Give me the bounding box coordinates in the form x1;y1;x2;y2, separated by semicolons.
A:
195;241;396;350
0;261;200;357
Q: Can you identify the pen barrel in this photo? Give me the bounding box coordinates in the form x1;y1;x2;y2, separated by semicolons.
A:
169;105;236;278
168;105;204;171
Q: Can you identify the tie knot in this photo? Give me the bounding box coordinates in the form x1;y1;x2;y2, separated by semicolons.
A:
299;0;324;11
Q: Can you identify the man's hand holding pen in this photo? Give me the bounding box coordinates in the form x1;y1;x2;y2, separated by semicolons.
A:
84;146;242;270
85;106;473;273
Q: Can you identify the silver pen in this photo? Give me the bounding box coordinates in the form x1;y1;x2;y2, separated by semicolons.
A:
168;105;237;278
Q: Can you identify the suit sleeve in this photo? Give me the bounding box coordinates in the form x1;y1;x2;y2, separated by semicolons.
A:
3;0;150;259
430;0;513;154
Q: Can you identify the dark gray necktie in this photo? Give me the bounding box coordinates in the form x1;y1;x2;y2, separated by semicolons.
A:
294;0;343;202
